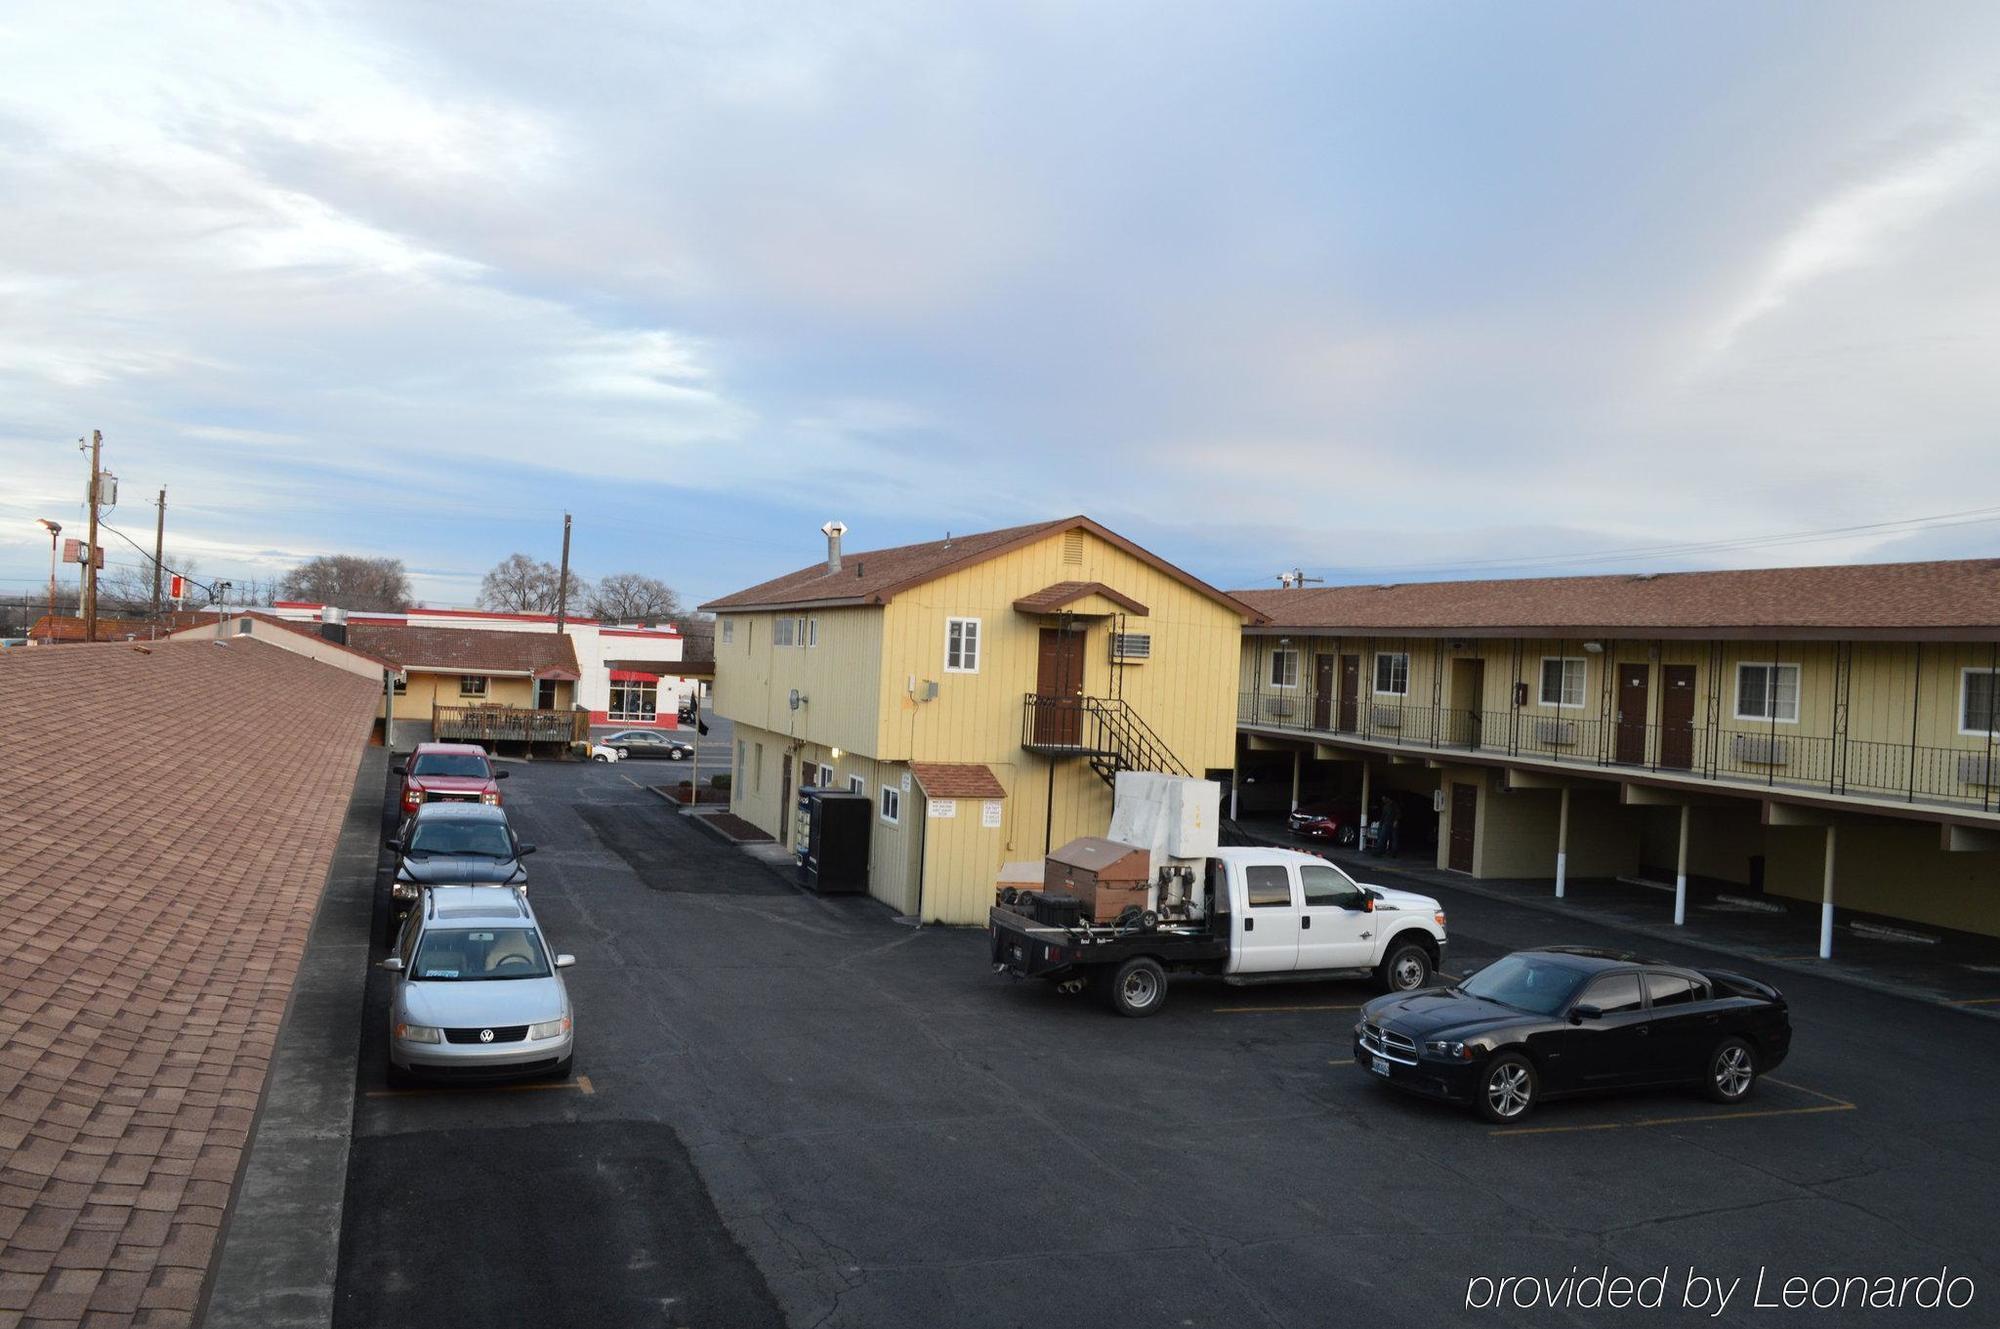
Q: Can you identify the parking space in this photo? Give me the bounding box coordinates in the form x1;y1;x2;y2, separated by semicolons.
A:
332;764;2000;1328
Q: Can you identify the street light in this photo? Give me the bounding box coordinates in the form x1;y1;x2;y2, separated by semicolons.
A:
34;519;60;636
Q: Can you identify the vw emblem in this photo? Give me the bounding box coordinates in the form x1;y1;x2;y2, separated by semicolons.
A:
478;1028;494;1043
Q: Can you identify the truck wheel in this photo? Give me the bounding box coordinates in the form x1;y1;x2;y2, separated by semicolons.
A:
1476;1053;1537;1123
1376;938;1433;993
1105;958;1168;1018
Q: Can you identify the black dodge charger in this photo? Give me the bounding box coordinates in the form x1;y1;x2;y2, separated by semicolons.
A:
1355;947;1791;1123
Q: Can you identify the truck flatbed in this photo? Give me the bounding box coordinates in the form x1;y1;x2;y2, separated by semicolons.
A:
988;904;1228;980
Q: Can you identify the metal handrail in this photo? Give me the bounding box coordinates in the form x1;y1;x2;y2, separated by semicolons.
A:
1022;694;1190;777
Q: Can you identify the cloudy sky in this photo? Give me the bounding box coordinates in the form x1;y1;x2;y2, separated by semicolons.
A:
4;1;1999;610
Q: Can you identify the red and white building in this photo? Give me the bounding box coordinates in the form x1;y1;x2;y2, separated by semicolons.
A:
269;603;697;729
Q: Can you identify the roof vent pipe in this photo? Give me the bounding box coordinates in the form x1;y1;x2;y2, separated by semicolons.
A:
821;520;848;575
320;605;348;646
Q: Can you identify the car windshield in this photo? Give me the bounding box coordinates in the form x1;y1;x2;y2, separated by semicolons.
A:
411;753;491;778
407;821;513;858
410;928;551;981
1458;954;1589;1016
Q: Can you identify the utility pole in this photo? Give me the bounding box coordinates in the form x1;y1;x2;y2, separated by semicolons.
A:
554;512;573;632
82;430;102;643
150;488;167;622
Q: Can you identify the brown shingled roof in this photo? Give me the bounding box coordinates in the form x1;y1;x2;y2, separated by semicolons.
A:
700;515;1265;621
1234;558;2000;640
0;637;379;1329
345;623;580;674
909;762;1009;799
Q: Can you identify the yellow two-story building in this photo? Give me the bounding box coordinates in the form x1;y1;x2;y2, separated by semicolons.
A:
703;517;1263;923
1229;558;2000;946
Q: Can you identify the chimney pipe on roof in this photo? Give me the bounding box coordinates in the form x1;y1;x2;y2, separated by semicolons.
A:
821;520;848;575
320;605;348;646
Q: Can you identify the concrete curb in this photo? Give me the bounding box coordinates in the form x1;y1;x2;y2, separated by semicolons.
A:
1229;824;2000;1025
201;747;386;1329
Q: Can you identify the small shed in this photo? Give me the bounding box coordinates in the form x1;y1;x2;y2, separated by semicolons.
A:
1045;837;1152;923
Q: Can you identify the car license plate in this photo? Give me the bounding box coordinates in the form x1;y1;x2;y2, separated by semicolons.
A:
1370;1055;1390;1077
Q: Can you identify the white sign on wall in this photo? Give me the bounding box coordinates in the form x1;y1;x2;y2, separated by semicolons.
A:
929;799;957;819
981;801;1003;828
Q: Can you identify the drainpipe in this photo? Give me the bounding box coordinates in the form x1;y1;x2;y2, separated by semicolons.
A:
1358;761;1372;849
1673;803;1691;926
1819;823;1837;959
1554;785;1570;899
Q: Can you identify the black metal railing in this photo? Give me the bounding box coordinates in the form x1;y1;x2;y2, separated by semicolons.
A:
1237;691;1999;811
1023;694;1191;778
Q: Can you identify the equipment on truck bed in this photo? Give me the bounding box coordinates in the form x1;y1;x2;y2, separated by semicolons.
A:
1045;836;1152;923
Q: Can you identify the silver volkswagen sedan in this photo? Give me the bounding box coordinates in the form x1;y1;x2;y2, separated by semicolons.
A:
381;885;575;1085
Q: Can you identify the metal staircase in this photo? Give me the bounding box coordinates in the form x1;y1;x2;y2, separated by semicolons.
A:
1021;694;1191;785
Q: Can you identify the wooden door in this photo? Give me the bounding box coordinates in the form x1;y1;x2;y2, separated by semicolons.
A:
1313;654;1336;729
1337;655;1360;732
1659;664;1696;770
1034;627;1085;745
1448;783;1477;873
1616;664;1650;764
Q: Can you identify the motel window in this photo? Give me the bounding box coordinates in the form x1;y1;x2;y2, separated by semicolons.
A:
1964;669;1999;736
391;675;407;695
1539;657;1587;709
1735;663;1799;723
818;763;835;786
721;619;734;645
1374;652;1409;696
459;676;488;698
1268;649;1299;689
754;742;764;793
848;775;865;795
880;785;901;824
945;617;980;673
772;617;796;647
609;679;658;723
807;617;819;647
735;739;745;786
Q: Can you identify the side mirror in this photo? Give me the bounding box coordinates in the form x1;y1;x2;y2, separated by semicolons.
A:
494;769;510;780
517;844;537;856
554;954;576;969
379;957;405;971
1570;1003;1602;1024
392;765;406;776
385;839;403;853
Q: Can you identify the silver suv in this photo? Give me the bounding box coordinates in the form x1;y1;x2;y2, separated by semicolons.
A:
381;885;575;1085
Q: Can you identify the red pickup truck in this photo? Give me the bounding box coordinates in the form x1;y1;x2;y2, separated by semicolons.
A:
395;743;508;816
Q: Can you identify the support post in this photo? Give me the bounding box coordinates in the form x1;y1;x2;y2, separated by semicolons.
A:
1673;803;1691;926
149;488;166;623
383;670;396;751
1555;785;1570;899
1290;747;1302;812
1819;823;1837;959
1358;761;1372;848
1228;759;1240;822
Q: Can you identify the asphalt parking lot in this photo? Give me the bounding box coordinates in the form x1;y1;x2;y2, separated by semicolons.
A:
332;762;2000;1328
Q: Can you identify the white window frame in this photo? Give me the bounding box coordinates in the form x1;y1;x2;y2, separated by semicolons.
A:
772;617;796;647
945;617;981;673
1268;648;1299;689
848;775;865;795
1961;667;2000;737
607;678;658;723
1538;656;1587;709
880;785;901;824
754;742;764;792
818;763;835;786
458;675;488;698
721;618;734;645
391;675;407;695
1733;662;1800;724
806;617;818;647
1373;652;1409;697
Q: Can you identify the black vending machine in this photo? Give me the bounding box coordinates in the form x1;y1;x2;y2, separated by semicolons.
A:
796;788;871;894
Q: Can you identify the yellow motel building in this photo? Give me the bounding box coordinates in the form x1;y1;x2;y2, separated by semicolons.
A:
702;517;1263;923
1229;559;2000;948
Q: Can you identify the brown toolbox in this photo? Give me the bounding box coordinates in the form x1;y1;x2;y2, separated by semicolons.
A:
1044;837;1152;923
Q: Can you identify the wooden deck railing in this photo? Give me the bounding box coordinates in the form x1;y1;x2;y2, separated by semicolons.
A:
432;704;589;746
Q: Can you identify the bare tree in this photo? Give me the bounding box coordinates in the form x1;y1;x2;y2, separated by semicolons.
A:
279;555;413;611
98;553;200;614
478;553;589;614
584;573;683;623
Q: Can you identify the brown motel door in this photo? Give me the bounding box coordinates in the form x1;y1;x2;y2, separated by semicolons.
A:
1035;627;1085;745
1448;783;1476;873
1660;664;1696;769
1337;655;1360;732
1314;654;1336;729
1616;664;1650;764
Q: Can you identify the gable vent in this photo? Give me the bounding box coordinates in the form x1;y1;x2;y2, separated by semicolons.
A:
1062;530;1085;565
